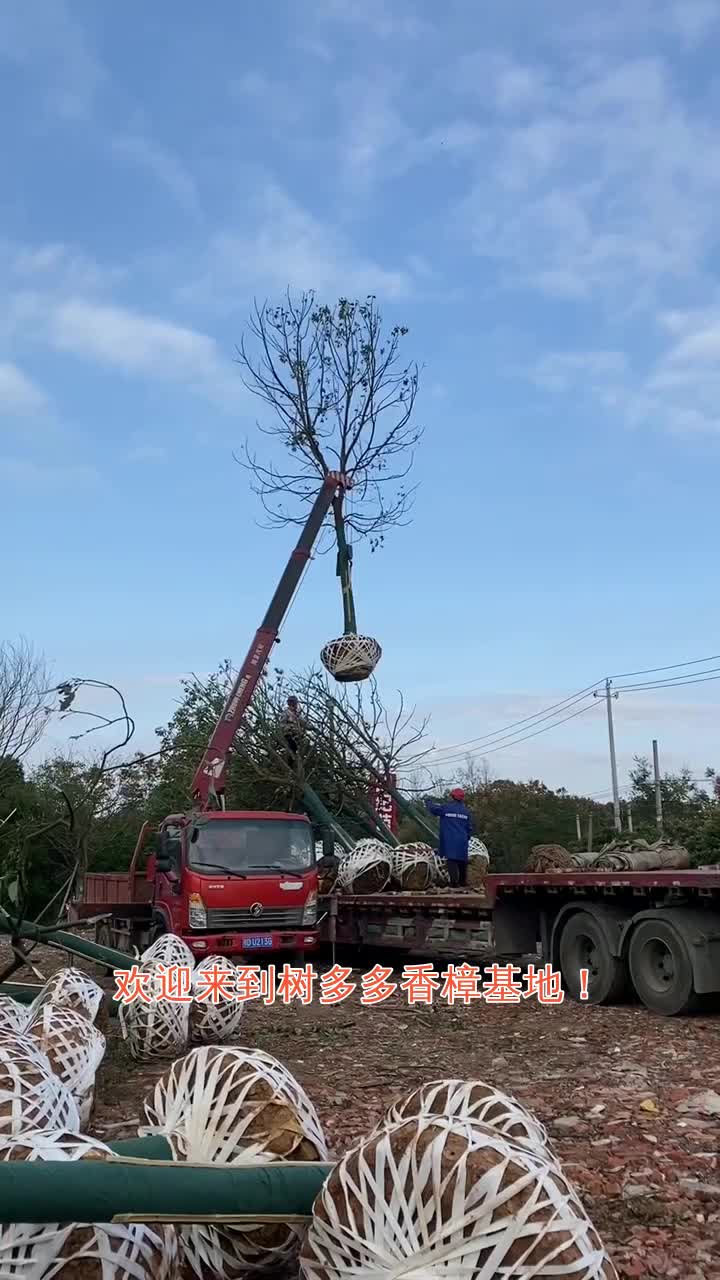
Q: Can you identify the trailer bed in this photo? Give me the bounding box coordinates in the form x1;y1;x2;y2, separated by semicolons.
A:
320;889;492;957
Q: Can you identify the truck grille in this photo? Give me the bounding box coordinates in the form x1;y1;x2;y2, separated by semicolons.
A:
206;908;304;930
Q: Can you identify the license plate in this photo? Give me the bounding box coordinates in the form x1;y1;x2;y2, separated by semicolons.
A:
243;934;273;949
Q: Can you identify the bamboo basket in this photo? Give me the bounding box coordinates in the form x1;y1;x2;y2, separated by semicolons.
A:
300;1116;617;1279
141;1046;328;1279
190;957;244;1046
0;1037;80;1137
391;843;435;891
0;1128;179;1279
26;1005;106;1127
381;1078;550;1154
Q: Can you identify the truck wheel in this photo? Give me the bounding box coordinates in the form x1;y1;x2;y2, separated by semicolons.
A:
628;919;698;1016
558;912;627;1005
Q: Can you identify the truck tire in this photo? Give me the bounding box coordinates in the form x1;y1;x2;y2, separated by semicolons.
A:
558;912;627;1005
628;919;698;1016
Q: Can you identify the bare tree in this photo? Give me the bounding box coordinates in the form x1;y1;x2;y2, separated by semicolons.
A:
0;639;52;774
236;292;423;635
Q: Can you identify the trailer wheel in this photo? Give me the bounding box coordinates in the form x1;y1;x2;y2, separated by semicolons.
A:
558;912;627;1005
628;919;698;1016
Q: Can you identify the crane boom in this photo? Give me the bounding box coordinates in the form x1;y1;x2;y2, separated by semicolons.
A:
191;471;347;808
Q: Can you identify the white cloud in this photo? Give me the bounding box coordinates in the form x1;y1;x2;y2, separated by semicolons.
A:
315;0;430;39
180;183;415;306
0;362;48;415
0;0;104;118
457;51;720;305
111;137;199;216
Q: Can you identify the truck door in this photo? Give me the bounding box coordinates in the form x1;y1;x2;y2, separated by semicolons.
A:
155;824;184;930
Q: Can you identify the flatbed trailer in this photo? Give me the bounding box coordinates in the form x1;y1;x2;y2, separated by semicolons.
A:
321;866;720;1015
320;890;493;958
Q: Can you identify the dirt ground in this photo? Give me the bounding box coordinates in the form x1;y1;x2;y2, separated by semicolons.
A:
4;943;720;1278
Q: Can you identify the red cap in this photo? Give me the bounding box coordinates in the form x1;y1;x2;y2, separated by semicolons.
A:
450;787;465;801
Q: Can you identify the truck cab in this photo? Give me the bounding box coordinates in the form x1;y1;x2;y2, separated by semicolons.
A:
151;810;320;962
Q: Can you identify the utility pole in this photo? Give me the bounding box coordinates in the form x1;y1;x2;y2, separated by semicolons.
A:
652;738;664;834
626;802;634;834
595;678;621;832
587;811;593;853
575;811;582;843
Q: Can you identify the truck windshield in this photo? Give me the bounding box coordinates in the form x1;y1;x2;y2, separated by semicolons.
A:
187;819;314;874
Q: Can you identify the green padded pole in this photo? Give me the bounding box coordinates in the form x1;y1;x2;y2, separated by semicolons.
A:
0;1158;333;1224
0;909;133;972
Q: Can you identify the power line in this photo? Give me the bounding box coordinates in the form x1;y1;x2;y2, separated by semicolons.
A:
616;670;720;692
611;654;720;679
428;698;601;771
424;683;603;764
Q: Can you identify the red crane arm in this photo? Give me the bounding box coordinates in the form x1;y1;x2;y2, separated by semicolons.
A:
191;471;347;808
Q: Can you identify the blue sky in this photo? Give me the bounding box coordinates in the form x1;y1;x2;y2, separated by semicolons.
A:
3;0;720;798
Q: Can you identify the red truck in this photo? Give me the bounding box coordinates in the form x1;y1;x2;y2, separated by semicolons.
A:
321;865;720;1016
70;474;350;963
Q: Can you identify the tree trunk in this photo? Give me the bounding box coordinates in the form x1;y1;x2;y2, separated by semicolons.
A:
332;493;358;635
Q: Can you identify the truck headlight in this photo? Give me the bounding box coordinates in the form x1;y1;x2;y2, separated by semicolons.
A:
302;890;318;926
188;893;207;930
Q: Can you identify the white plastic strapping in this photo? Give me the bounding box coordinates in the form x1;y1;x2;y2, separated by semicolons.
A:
141;1046;328;1279
141;1045;328;1164
190;956;244;1045
431;853;451;887
141;933;195;970
27;1005;106;1127
0;996;28;1034
0;1128;180;1280
468;837;490;870
391;843;435;892
337;842;392;894
382;1078;550;1155
300;1116;617;1280
320;634;382;682
27;967;105;1026
0;1037;80;1137
118;964;190;1062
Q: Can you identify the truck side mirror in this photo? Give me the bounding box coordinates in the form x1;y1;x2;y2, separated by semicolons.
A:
156;852;173;873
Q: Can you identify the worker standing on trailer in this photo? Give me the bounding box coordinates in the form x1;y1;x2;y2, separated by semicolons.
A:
424;787;474;887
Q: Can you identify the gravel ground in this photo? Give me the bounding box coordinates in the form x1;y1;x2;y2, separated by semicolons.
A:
4;943;720;1278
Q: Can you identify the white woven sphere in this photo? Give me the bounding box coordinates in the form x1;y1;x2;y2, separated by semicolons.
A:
315;841;345;861
382;1078;550;1154
320;634;382;683
0;1128;180;1280
0;1037;80;1137
190;956;244;1045
430;851;451;886
392;842;435;891
27;968;105;1026
142;1046;328;1280
141;932;196;969
337;842;392;894
469;837;490;868
0;996;28;1034
300;1116;616;1280
118;964;190;1062
26;1004;106;1127
142;1044;328;1163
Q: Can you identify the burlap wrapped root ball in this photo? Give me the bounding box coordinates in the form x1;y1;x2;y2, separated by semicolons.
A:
26;1004;106;1126
0;996;28;1034
337;840;392;894
382;1078;550;1156
0;1036;80;1137
0;1128;179;1280
27;967;106;1027
190;955;244;1045
142;1046;328;1279
300;1116;617;1280
118;963;190;1063
391;843;435;891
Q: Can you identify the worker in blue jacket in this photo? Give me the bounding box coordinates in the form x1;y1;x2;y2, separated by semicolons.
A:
424;787;474;887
